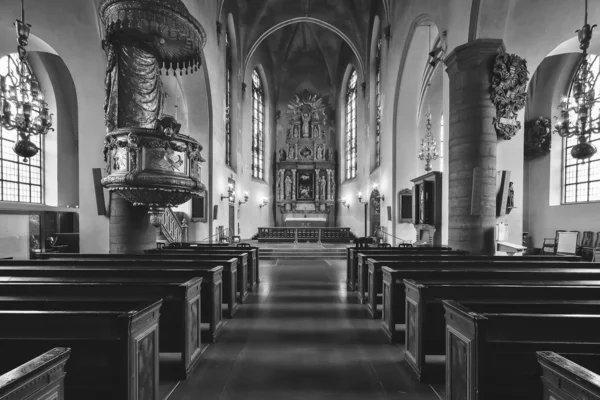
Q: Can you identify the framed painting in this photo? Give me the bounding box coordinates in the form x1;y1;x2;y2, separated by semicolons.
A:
297;171;315;200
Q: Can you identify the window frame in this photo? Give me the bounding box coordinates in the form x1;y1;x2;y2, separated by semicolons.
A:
375;37;382;168
251;69;265;181
225;31;232;168
345;68;358;181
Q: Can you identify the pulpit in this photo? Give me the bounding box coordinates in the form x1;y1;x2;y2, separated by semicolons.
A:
411;171;442;246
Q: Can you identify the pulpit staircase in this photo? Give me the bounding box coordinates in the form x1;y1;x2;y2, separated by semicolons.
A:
156;207;187;245
260;247;346;260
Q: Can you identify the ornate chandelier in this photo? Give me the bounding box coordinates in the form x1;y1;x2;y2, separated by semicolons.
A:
0;0;53;162
418;112;439;172
553;0;598;162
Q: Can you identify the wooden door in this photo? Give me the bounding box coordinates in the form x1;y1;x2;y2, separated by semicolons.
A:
229;204;235;238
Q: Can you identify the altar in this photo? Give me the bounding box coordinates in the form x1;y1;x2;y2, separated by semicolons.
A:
285;217;327;228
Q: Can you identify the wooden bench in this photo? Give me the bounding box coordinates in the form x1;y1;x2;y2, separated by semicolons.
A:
537;351;600;400
346;246;461;291
160;242;261;289
0;299;162;400
404;279;600;381
0;347;70;400
381;263;600;343
0;277;205;379
0;258;238;319
443;300;600;400
0;263;224;343
364;255;582;317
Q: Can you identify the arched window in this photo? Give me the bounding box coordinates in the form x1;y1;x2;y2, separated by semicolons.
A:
225;31;232;167
563;55;600;203
375;37;382;168
0;54;43;203
251;69;265;180
346;68;357;180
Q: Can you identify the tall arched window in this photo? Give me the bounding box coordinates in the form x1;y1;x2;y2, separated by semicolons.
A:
251;69;265;180
563;55;600;203
375;37;382;168
0;54;43;203
225;31;232;167
346;68;357;180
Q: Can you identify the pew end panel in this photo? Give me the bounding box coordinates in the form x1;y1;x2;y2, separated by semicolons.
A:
404;279;426;381
443;300;486;400
381;267;404;343
0;347;71;400
537;351;600;400
202;267;225;343
182;278;203;379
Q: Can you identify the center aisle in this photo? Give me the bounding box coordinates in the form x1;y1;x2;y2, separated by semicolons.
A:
170;258;440;400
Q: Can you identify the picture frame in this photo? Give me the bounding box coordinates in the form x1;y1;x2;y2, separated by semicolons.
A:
296;171;315;200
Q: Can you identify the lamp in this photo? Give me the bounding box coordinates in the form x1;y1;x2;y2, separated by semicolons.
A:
238;191;249;206
259;197;269;208
553;0;598;162
0;0;54;162
221;182;235;203
418;111;439;172
341;197;350;209
357;192;368;204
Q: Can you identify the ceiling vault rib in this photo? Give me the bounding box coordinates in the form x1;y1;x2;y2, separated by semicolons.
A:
305;23;336;86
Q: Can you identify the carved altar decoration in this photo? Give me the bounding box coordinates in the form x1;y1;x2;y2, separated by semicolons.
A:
490;53;529;140
276;90;337;227
524;116;552;158
98;0;206;223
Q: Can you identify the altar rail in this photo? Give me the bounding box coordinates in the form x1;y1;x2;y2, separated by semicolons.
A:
257;227;354;243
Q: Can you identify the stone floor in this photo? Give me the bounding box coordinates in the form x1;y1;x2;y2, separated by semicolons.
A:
169;257;441;400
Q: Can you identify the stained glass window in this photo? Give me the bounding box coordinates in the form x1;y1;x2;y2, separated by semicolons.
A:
0;54;43;204
563;55;600;203
346;68;357;180
252;69;264;180
375;37;382;168
225;32;232;167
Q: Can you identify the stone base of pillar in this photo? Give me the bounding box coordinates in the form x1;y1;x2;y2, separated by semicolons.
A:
109;192;157;254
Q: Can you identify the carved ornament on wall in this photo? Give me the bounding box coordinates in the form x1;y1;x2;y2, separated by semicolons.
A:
524;116;552;159
490;52;529;140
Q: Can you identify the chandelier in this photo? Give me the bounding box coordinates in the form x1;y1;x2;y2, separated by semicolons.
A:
418;112;439;172
553;0;598;162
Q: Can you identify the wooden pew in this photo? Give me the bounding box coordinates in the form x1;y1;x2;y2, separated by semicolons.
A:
0;347;70;400
40;253;249;306
0;263;224;343
0;277;204;379
537;351;600;400
0;299;162;400
443;300;600;400
404;279;600;381
0;258;238;319
346;246;462;291
381;263;600;343
364;255;582;317
159;242;261;289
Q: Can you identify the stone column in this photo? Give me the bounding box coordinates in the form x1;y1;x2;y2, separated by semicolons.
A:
109;193;157;254
444;39;504;255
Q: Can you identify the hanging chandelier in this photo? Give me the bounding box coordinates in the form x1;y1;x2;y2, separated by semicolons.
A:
418;112;439;172
553;0;598;162
0;0;53;162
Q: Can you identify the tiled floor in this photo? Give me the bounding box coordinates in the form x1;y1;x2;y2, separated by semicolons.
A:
170;258;441;400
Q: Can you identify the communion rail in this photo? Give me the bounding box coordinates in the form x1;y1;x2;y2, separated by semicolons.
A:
257;227;354;244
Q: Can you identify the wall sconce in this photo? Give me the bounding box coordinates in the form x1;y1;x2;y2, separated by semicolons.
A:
238;191;249;206
357;192;368;204
221;182;235;203
341;197;350;209
259;197;269;208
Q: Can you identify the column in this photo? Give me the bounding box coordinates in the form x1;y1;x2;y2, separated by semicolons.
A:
444;39;504;255
109;193;157;254
291;169;297;201
315;169;321;200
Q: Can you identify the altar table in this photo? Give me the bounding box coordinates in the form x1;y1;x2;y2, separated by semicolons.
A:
285;217;327;228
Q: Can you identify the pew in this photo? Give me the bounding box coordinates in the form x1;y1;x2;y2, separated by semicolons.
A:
0;347;70;400
380;263;600;343
161;242;260;285
364;254;582;317
346;246;462;291
0;299;162;400
0;277;205;379
40;253;249;306
404;279;600;381
443;300;600;400
0;263;225;343
0;258;238;319
537;351;600;400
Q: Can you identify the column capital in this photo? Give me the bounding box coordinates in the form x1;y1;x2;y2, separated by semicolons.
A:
444;38;506;75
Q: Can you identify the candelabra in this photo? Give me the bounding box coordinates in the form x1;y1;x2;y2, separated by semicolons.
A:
221;182;235;203
0;0;53;162
238;191;249;206
357;192;368;204
341;197;350;209
418;112;439;172
259;197;269;208
553;0;598;162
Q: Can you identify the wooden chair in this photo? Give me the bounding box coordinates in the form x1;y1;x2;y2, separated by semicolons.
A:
579;231;595;260
398;243;413;248
593;248;600;262
354;237;373;248
378;243;391;248
231;235;241;243
542;230;566;254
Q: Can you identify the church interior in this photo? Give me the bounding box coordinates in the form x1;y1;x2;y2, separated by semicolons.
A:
2;0;600;399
